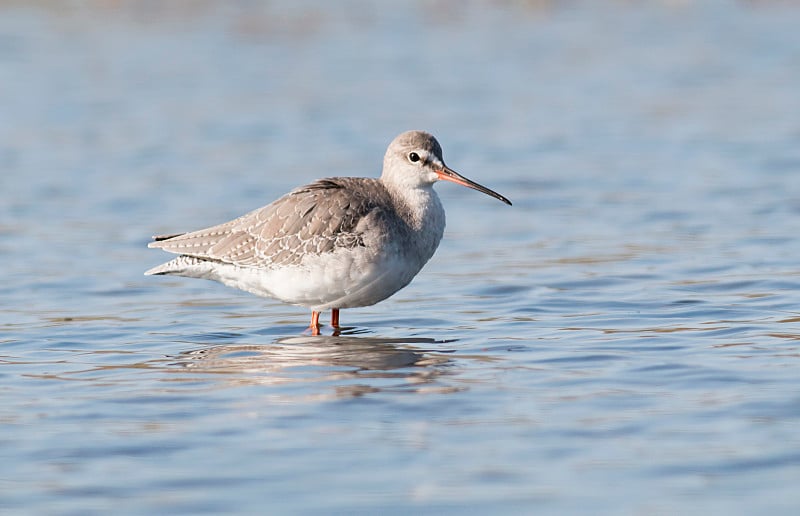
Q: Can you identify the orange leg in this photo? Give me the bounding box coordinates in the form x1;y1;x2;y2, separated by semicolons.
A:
331;308;340;328
309;311;321;336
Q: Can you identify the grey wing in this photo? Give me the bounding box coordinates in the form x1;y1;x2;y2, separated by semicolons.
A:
148;179;381;268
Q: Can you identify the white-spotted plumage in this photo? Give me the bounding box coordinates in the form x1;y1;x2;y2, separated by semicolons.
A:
146;130;511;333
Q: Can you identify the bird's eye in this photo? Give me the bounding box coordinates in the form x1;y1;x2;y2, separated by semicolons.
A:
408;152;420;163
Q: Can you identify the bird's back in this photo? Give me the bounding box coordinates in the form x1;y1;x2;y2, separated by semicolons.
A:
147;177;398;271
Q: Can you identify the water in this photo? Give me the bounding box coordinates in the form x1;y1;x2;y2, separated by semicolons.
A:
2;1;800;513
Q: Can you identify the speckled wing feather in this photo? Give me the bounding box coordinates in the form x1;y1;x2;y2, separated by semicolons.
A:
149;178;391;268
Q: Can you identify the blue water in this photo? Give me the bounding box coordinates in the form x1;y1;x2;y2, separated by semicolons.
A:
2;1;800;513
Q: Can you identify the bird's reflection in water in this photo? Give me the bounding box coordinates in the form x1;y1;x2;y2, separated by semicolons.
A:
167;334;463;397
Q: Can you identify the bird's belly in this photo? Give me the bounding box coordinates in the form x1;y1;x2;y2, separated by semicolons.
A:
217;247;425;311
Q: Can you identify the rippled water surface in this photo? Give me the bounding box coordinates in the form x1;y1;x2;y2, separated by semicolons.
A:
2;1;800;513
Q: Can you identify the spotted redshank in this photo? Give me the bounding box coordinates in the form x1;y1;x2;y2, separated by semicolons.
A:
146;130;511;334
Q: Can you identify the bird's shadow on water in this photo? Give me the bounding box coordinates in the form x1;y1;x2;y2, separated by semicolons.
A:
162;330;482;396
171;334;457;371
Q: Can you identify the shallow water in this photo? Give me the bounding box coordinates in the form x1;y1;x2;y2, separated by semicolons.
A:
2;1;800;513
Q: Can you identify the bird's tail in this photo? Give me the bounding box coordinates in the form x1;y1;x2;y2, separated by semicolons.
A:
144;255;209;276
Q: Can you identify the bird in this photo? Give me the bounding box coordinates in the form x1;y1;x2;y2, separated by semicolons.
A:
145;130;511;334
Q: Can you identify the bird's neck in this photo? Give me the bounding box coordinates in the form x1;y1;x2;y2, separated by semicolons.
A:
381;182;445;267
385;184;442;230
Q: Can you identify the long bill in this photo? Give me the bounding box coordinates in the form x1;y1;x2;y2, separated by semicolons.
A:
435;166;512;206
